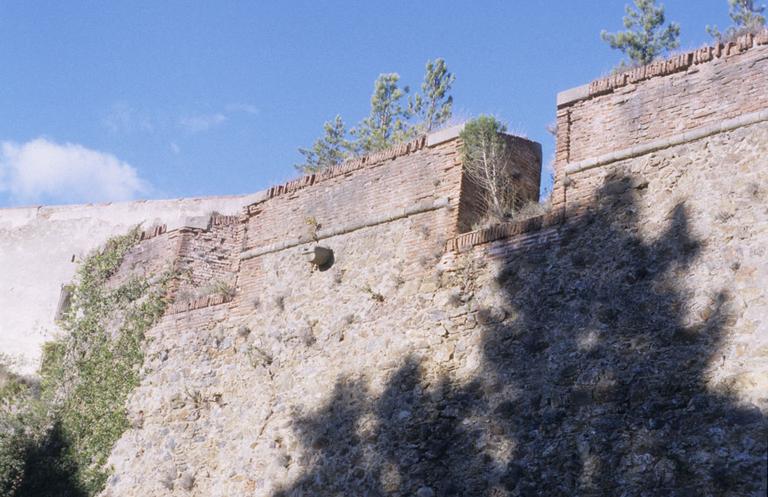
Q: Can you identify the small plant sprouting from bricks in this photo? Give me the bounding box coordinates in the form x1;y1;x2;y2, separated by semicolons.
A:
185;387;204;409
361;284;385;303
249;344;274;373
305;216;322;243
0;227;172;496
274;294;286;312
210;279;236;300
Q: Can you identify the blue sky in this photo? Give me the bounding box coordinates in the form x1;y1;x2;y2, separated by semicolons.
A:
0;1;737;206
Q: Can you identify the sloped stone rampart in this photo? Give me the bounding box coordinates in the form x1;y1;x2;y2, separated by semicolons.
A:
98;121;766;495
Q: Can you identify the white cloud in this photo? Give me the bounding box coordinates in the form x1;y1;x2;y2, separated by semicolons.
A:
103;103;155;134
0;138;149;204
179;113;227;133
225;103;259;115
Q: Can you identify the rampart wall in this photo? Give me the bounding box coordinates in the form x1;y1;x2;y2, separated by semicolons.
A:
98;36;767;495
2;32;767;495
553;30;768;212
0;194;263;373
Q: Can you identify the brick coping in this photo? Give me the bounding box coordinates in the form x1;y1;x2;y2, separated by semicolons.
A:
445;209;565;252
557;29;768;108
565;107;768;175
244;135;429;215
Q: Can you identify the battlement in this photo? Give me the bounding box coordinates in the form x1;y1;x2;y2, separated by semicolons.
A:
552;29;768;212
0;126;542;371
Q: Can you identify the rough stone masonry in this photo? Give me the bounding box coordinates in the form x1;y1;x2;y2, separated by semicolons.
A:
4;31;768;497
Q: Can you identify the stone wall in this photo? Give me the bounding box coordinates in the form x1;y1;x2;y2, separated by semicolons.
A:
5;38;767;493
95;102;766;495
0;194;263;374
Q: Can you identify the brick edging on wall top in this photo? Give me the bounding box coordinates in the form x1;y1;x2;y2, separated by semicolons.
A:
557;29;768;107
244;135;429;215
445;208;565;252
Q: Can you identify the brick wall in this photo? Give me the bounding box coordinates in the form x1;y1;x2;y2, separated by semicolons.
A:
241;136;462;253
125;130;542;317
553;30;768;210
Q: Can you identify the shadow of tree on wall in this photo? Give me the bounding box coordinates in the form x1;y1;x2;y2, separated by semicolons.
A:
16;421;87;497
273;175;767;496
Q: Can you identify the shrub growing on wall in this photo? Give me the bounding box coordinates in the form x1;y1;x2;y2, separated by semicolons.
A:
1;227;172;496
460;116;519;225
708;0;766;41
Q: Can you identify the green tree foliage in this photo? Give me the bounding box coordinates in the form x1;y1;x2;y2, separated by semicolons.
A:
294;116;354;173
0;365;36;497
295;59;455;171
460;116;518;222
601;0;681;67
0;228;172;497
410;58;455;133
352;73;414;153
43;228;170;494
707;0;766;41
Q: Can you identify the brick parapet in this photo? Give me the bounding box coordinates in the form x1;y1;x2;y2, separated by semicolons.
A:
124;129;542;316
552;29;768;212
244;135;428;213
240;129;541;254
557;30;768;108
445;208;565;253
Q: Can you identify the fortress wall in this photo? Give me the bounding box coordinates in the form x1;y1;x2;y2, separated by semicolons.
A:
553;30;768;210
105;205;486;497
102;120;767;495
242;138;461;252
0;127;542;374
0;193;262;374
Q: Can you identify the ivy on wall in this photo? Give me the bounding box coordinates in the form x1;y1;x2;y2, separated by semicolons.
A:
0;227;172;496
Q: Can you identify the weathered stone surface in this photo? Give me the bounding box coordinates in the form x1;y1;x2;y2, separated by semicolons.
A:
21;34;757;497
98;121;767;497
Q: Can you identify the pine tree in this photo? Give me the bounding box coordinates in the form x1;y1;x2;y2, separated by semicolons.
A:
460;116;518;222
410;58;455;133
707;0;766;41
294;115;354;174
295;58;456;168
352;73;414;153
601;0;681;67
